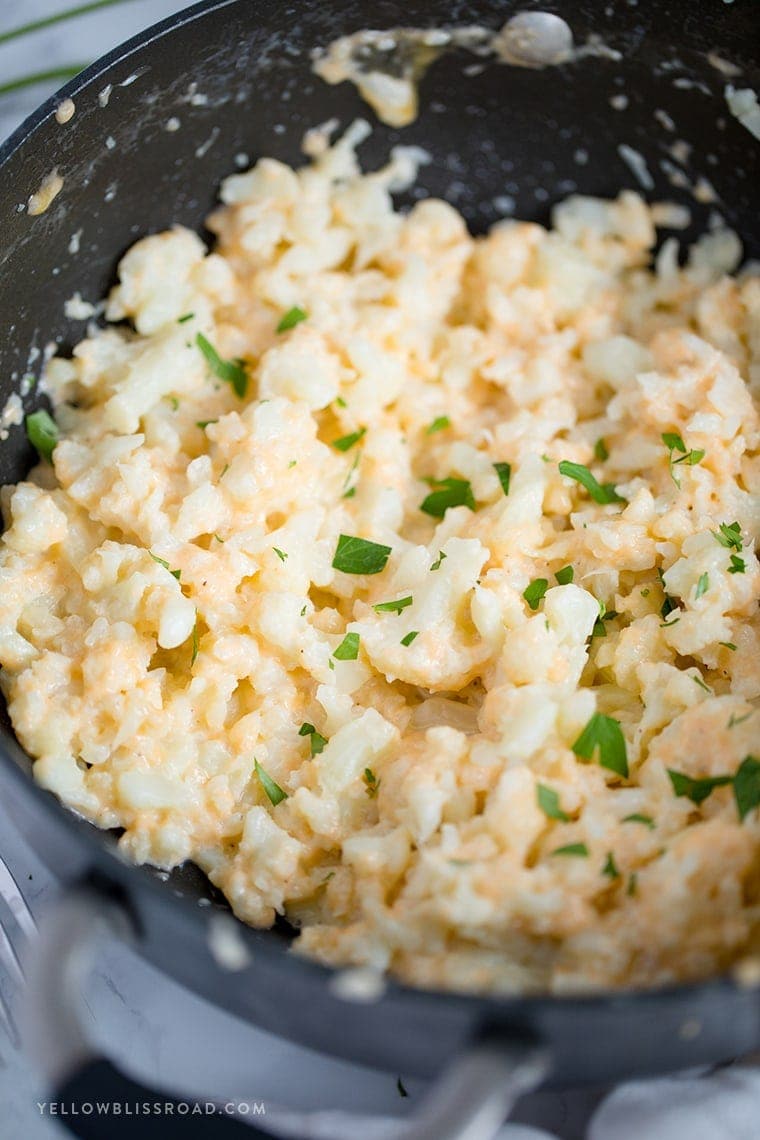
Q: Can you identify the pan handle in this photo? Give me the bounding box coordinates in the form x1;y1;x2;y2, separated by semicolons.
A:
26;886;550;1140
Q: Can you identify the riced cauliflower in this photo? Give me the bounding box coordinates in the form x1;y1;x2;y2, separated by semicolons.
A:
2;122;759;994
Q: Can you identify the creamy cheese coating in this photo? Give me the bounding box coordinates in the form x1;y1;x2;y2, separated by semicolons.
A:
1;122;759;994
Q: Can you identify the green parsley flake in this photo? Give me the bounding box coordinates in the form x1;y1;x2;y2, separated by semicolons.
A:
177;312;194;324
276;306;308;333
662;431;685;453
694;572;709;600
713;521;743;552
426;415;450;435
627;873;638;897
536;783;569;821
25;409;59;463
400;630;419;646
662;431;706;486
191;620;199;666
622;813;655;829
728;712;752;729
430;550;447;571
333;632;360;660
720;642;737;652
728;555;746;575
667;768;732;805
332;534;392;575
523;578;549;611
572;713;629;778
273;547;288;563
493;461;511;496
602;852;620;879
555;565;574;585
299;722;327;756
558;460;625;505
363;767;380;798
552;843;589;857
734;756;760;822
373;595;413;615
420;476;475;518
332;427;366;452
196;419;218;429
255;759;287;806
149;552;181;580
594;438;609;462
196;333;247;398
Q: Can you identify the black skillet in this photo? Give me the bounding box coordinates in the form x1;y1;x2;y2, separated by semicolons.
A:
0;1;759;1137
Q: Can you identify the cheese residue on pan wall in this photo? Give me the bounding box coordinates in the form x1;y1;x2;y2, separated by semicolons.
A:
1;123;759;995
27;167;64;216
312;13;620;127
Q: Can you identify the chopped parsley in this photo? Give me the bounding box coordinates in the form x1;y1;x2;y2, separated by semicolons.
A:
552;843;588;857
627;873;638;897
150;552;181;580
662;432;704;487
333;632;360;660
332;427;366;452
694;572;709;600
426;415;450;435
555;565;574;585
273;547;288;563
572;713;629;778
622;813;655;829
667;768;732;805
728;711;752;729
177;312;194;324
493;461;511;496
196;419;217;430
430;550;447;571
536;783;569;821
734;756;760;822
728;555;746;574
168;396;179;411
196;333;247;398
420;476;475;518
276;306;308;333
661;431;686;453
594;438;609;462
712;521;743;552
373;595;413;615
400;630;419;646
720;642;737;652
299;722;327;756
558;460;625;505
602;852;620;879
255;759;287;806
25;409;59;463
363;768;380;798
191;620;199;666
332;534;391;575
523;578;549;611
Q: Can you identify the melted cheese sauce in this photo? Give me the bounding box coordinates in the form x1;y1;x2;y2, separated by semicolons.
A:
1;124;759;994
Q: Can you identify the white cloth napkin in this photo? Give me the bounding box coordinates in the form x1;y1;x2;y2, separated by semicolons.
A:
256;1064;760;1140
